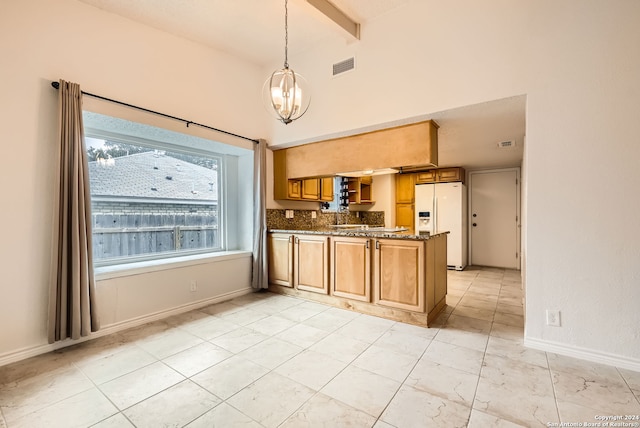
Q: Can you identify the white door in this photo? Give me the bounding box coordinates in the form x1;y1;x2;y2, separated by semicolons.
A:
469;169;520;269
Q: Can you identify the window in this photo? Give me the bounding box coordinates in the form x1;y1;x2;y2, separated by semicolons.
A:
83;111;251;266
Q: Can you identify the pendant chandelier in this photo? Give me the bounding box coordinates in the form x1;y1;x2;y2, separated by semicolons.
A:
263;0;310;124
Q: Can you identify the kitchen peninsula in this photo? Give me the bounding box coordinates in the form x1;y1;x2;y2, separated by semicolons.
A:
267;225;447;327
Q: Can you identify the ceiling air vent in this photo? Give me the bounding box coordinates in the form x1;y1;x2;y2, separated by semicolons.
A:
497;140;516;149
332;57;355;77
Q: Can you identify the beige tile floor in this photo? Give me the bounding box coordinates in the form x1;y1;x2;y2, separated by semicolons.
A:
1;267;639;427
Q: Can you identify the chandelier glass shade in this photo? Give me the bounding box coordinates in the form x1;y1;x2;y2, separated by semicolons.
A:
264;0;310;125
264;67;309;124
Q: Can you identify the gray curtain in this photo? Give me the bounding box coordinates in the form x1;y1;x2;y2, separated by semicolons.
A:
48;80;99;343
252;139;268;289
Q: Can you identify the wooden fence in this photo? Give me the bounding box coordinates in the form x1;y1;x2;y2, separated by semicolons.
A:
92;213;218;260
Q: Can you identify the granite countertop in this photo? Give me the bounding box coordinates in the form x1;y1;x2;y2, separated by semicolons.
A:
268;227;449;240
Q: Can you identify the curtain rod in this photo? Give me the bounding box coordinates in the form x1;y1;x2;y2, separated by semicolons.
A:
51;81;259;144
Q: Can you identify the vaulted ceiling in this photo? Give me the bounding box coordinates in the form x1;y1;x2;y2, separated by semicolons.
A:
77;0;525;169
78;0;412;66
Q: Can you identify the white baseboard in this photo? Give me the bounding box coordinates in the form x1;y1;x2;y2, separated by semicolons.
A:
524;336;640;372
0;287;254;368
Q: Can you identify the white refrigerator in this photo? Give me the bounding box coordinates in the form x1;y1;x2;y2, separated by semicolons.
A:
414;182;468;270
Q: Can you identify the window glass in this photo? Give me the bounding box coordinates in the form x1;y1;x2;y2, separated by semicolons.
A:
85;136;222;264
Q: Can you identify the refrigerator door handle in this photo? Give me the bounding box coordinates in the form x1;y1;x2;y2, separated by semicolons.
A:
434;196;438;233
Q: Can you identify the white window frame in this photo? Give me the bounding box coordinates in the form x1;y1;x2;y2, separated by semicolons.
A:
85;129;227;267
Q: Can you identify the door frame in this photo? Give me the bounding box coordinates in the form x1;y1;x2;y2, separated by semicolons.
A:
467;167;521;270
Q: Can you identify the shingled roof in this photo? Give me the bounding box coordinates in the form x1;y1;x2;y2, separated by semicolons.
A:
89;151;217;202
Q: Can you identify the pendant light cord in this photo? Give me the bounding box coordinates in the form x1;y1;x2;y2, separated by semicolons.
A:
284;0;289;69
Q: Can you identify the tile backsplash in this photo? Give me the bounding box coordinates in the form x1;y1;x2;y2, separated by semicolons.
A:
267;209;384;230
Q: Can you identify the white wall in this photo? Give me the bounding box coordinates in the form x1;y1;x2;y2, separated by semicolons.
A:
97;254;252;327
0;0;267;362
262;1;640;368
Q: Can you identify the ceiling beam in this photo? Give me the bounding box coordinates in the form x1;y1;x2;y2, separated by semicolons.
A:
306;0;360;40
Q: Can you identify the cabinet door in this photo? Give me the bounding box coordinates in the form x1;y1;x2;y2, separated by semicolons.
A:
374;239;425;312
416;170;436;184
301;178;320;200
268;233;293;287
320;177;334;201
288;180;302;199
330;237;371;302
294;235;329;294
436;167;464;183
395;173;415;203
396;203;414;233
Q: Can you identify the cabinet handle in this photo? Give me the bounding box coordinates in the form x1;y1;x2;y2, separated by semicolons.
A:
375;241;380;250
366;240;370;249
289;236;293;243
295;237;299;244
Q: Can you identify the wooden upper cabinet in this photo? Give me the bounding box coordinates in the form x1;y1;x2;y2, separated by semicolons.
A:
274;150;293;200
301;178;320;200
347;177;374;205
396;173;415;204
285;120;438;178
416;170;436;183
415;167;466;184
437;167;465;183
288;180;302;199
320;177;334;202
373;239;425;312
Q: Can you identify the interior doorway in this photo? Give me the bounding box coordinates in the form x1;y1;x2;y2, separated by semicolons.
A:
469;168;521;269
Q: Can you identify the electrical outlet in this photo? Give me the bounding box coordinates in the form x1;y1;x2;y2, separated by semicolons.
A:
311;211;317;219
546;309;560;327
290;210;294;218
190;280;197;292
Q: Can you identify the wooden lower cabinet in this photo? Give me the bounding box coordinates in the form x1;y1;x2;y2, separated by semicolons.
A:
330;236;371;302
268;233;293;287
373;239;425;312
268;232;447;326
294;235;329;294
426;232;448;314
